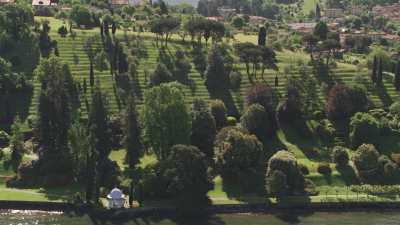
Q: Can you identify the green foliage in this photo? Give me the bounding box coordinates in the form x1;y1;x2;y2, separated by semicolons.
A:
191;99;217;161
150;63;173;86
68;119;89;180
353;144;380;172
162;144;213;215
36;57;77;156
266;170;287;197
389;102;400;116
326;84;369;121
0;130;9;148
8;116;24;172
150;16;181;46
123;95;143;168
142;82;191;160
57;26;68;38
215;127;265;192
210;99;228;130
205;44;230;89
240;104;270;139
70;5;93;27
266;150;305;195
332;146;350;167
191;45;207;76
349;112;380;148
231;16;245;29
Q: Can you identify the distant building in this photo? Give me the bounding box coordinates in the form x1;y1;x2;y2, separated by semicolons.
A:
373;2;400;22
32;0;58;9
217;7;236;21
0;0;14;5
248;16;267;25
351;5;365;16
325;8;344;19
109;0;144;8
288;22;316;34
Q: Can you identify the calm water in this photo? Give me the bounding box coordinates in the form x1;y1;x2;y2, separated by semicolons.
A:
2;210;400;225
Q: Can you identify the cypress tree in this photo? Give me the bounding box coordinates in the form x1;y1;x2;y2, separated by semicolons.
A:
258;27;267;46
124;95;142;168
394;61;400;91
371;56;377;84
377;58;383;86
316;3;321;21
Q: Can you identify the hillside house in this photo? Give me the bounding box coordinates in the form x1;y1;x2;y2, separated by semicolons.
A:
32;0;58;9
373;2;400;22
325;8;344;19
0;0;14;5
288;22;316;34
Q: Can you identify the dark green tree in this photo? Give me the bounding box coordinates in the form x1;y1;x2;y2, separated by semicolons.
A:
394;61;400;91
258;27;267;46
371;56;377;84
84;36;99;87
191;99;217;161
377;58;383;86
315;3;321;21
205;45;229;89
124;95;143;168
314;21;329;40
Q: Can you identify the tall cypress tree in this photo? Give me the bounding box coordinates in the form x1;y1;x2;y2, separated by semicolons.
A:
316;3;321;21
377;58;383;86
124;95;142;168
394;61;400;91
258;27;267;46
371;56;377;84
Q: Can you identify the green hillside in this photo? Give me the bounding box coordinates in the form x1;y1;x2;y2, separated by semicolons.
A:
28;17;400;119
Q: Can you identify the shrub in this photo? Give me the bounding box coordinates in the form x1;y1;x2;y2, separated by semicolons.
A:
229;71;242;89
326;84;369;121
349;112;380;148
150;63;173;86
210;99;228;130
389;102;400;116
245;83;279;134
298;164;310;175
241;104;270;139
332;146;349;167
314;119;336;142
227;116;237;126
0;131;9;148
266;170;287;197
353;144;379;171
57;26;68;37
215;128;265;192
317;163;332;175
266;150;305;195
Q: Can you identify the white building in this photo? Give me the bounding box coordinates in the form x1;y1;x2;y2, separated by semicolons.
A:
107;188;126;209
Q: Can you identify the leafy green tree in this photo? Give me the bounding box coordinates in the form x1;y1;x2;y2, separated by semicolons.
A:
371;56;377;84
241;104;270;140
266;170;287;197
215;127;265;192
234;42;278;82
353;144;380;173
36;57;76;156
70;5;93;27
124;95;143;168
349;112;380;148
191;99;217;161
332;146;349;167
84;36;100;87
326;84;369;121
232;16;245;29
9;115;24;172
88;87;112;161
162;144;213;215
68;119;89;180
150;63;173;86
174;50;192;83
57;26;68;37
314;21;329;40
142;82;191;160
0;4;34;40
159;0;169;15
266;150;305;195
210;99;228;130
39;21;54;58
315;3;321;21
205;45;229;89
191;45;207;77
150;16;181;46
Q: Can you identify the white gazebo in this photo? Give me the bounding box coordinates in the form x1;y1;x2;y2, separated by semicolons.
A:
107;187;126;209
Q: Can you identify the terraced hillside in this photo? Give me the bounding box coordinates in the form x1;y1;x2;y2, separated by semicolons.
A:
29;17;400;119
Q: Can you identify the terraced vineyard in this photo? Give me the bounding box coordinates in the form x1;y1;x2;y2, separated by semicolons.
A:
28;17;400;119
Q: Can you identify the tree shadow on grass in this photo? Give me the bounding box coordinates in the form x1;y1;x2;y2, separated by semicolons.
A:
374;84;393;107
38;183;82;202
336;165;359;186
274;209;314;224
208;87;239;118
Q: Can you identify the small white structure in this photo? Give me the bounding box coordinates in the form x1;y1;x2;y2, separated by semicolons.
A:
107;188;126;209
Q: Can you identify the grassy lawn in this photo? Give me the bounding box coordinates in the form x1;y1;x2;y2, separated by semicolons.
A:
303;0;320;14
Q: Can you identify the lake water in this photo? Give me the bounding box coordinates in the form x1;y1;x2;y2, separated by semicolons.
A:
1;210;400;225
